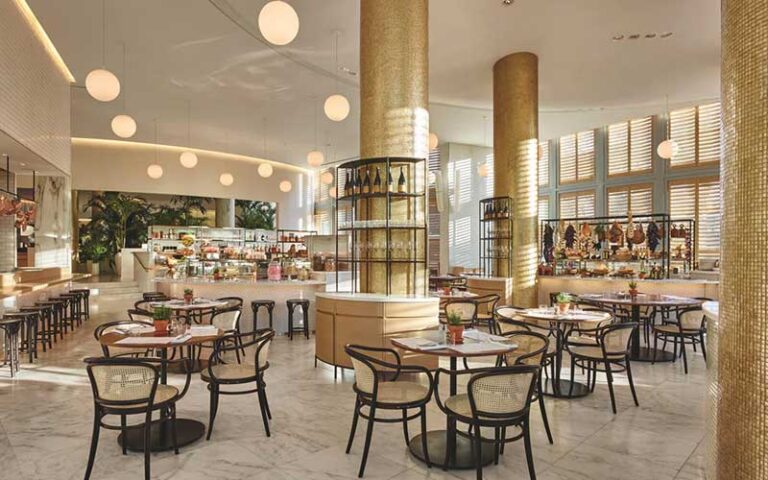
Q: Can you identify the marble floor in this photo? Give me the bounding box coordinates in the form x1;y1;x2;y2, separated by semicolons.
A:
0;292;707;480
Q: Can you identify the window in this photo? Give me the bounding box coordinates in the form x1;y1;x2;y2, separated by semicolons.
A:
668;177;721;261
669;102;721;168
313;167;335;234
538;196;549;241
559;190;595;219
428;148;441;274
559;130;595;184
607;184;653;216
483;153;494;198
538;141;549;187
608;116;653;176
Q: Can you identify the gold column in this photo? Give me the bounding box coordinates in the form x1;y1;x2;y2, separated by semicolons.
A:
493;52;539;307
713;1;768;478
358;0;428;295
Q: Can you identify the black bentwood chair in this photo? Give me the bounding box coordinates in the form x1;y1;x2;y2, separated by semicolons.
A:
83;356;191;480
201;329;275;440
434;364;541;480
344;344;435;478
93;320;154;358
652;306;707;374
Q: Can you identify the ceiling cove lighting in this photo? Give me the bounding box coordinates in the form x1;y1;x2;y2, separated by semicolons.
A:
147;164;163;179
12;0;75;82
111;114;136;138
180;151;198;168
258;163;274;178
279;180;292;192
258;1;300;46
219;173;234;186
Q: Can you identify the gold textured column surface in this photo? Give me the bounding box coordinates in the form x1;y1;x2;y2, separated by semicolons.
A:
358;0;428;295
714;1;768;478
493;52;539;307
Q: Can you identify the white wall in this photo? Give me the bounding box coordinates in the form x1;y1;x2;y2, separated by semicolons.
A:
71;140;313;230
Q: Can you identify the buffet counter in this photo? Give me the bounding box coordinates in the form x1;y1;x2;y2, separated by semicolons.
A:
155;277;326;335
314;293;440;376
538;276;719;305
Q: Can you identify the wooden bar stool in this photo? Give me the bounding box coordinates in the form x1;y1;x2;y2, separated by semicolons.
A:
69;288;91;321
286;299;310;340
0;317;24;377
251;300;275;330
21;305;53;351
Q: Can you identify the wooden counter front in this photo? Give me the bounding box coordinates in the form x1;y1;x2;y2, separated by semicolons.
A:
315;293;440;373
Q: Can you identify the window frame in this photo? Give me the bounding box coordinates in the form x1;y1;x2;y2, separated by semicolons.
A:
607;116;654;178
668;103;722;170
667;175;721;262
558;130;596;185
606;183;654;216
558;189;596;220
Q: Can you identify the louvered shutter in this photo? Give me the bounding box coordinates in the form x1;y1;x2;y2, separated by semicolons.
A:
669;107;697;167
576;131;595;180
697;179;720;260
559;191;595;219
629;117;653;172
608;185;653;216
559;134;577;183
608;122;629;175
697;103;721;164
538;141;549;187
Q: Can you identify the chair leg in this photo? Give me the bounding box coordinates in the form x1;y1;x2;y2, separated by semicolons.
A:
474;424;483;480
346;396;361;453
206;385;219;440
652;333;658;364
605;360;617;414
171;404;180;454
401;409;410;446
590;362;597;392
500;426;506;454
626;359;639;407
681;337;689;374
358;404;376;478
523;418;536;480
700;333;707;361
258;388;271;437
419;406;431;467
538;377;553;444
568;356;576;397
84;408;101;480
144;411;152;480
494;427;500;465
262;384;272;420
120;415;128;455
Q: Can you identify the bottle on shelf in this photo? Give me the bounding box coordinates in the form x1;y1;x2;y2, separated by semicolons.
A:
488;203;495;220
344;172;352;197
397;167;406;193
362;169;371;194
354;169;362;194
387;167;394;192
373;167;382;193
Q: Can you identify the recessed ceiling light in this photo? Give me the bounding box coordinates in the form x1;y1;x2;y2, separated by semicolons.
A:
612;34;625;41
660;32;673;38
645;33;657;39
20;162;26;166
502;0;514;5
628;34;641;40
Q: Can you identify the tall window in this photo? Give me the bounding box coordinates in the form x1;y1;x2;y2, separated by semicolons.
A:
607;184;653;216
668;177;721;261
607;116;653;176
428;148;441;274
483;153;495;198
538;141;549;187
559;190;595;219
559;130;595;184
538;196;549;241
669;102;721;168
313;167;335;234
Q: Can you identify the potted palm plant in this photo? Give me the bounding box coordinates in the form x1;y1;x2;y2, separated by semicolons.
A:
628;280;639;297
446;311;465;344
153;306;172;334
556;292;572;315
183;288;194;304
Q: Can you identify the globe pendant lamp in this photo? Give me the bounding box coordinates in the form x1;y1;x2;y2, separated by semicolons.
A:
658;94;679;160
147;164;163;179
279;180;292;192
87;1;120;102
258;163;274;178
180;151;198;168
478;163;489;178
258;1;299;46
307;150;324;167
324;94;350;122
111;114;136;138
429;132;439;151
320;171;334;185
219;173;234;186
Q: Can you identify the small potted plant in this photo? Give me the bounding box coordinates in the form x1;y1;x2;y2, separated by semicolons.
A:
212;267;222;281
183;288;194;304
556;292;572;315
628;280;639;297
446;311;465;344
153;306;171;334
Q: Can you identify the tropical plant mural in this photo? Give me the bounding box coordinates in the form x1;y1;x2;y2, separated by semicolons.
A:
235;200;276;230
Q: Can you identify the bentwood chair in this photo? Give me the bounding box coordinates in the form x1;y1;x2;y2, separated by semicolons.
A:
442;299;477;327
201;329;275;439
344;344;434;478
83;356;191;480
473;294;500;331
652;307;707;374
566;322;639;414
435;364;541;480
93;321;154;358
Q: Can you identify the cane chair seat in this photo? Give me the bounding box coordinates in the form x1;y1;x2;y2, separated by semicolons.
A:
375;381;430;405
443;394;511;421
201;363;259;382
653;324;702;335
568;345;626;361
443;369;536;422
108;385;179;410
566;334;600;346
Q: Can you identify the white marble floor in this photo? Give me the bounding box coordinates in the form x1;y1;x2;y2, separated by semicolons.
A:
0;293;707;480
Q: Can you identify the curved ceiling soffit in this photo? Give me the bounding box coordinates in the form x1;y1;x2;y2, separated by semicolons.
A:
207;0;359;90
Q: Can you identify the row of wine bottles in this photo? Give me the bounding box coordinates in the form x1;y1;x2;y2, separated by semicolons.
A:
342;167;408;196
483;203;510;220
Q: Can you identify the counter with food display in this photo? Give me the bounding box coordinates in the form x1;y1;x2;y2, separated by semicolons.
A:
154;277;326;335
537;276;718;306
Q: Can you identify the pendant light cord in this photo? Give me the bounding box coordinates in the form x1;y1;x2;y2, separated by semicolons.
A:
122;42;127;109
154;119;159;162
102;0;107;67
187;99;192;147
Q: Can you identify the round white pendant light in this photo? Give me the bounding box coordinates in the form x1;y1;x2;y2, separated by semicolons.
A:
258;1;300;46
86;69;120;102
657;139;679;160
329;186;337;198
111;114;136;138
258;163;274;178
147;164;163;179
429;132;439;151
320;171;334;185
219;173;234;186
478;163;489;177
279;180;292;193
324;94;350;122
179;151;198;168
307;150;324;167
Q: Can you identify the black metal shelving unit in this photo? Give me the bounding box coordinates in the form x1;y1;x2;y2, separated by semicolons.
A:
334;157;428;295
479;196;514;277
275;229;316;261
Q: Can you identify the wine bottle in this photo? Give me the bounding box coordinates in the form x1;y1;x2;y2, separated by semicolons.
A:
397;167;406;193
387;168;394;192
488;203;495;219
344;172;352;197
373;167;382;193
354;169;362;194
362;169;371;194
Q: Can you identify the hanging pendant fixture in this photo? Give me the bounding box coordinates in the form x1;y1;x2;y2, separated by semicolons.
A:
324;32;350;122
307;100;325;166
180;100;198;168
86;0;120;102
111;43;135;138
147;119;163;179
657;94;679;160
258;1;299;46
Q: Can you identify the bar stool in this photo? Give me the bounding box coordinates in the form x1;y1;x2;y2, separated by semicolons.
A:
10;311;39;363
251;300;275;330
60;292;83;327
0;317;24;377
69;288;91;321
36;300;65;341
286;298;310;340
52;296;76;334
20;305;52;352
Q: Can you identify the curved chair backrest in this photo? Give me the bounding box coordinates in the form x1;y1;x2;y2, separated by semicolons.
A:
210;307;242;332
600;322;637;356
473;294;500;316
134;300;154;313
142;292;168;302
217;296;244;310
678;307;706;331
467;364;539;420
345;344;402;399
84;357;159;409
494;306;531;335
503;331;549;367
209;329;275;380
444;300;477;323
127;309;154;323
94;320;154;357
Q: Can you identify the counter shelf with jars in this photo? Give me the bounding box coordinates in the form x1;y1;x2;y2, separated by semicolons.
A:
479;196;514;277
334;156;428;295
538;213;694;279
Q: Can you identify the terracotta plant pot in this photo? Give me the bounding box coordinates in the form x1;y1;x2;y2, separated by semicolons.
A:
447;324;464;344
442;286;452;296
184;294;193;304
154;320;169;333
629;289;639;297
557;302;570;315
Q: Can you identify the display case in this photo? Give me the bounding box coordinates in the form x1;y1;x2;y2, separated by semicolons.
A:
479;196;514;277
334;157;428;295
539;213;695;279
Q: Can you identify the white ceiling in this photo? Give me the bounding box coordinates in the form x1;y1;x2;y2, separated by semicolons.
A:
28;0;720;165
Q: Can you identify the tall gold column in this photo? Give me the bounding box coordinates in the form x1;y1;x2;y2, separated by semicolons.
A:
358;0;428;294
712;1;768;478
493;53;539;307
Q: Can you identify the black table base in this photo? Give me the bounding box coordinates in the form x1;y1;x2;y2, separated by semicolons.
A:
118;418;205;452
541;378;591;398
167;359;209;374
630;347;675;363
408;430;496;469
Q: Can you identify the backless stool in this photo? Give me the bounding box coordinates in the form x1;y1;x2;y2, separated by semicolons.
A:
286;299;310;340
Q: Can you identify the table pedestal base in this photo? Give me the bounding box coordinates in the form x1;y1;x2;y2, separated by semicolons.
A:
541;379;591;399
408;430;496;470
118;418;205;452
630;347;675;363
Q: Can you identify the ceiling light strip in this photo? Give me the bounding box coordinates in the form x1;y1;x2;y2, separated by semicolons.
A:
12;0;75;83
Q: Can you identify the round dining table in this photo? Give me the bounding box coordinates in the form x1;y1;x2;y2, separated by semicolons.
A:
99;327;225;452
391;337;516;470
149;298;228;320
577;293;703;362
430;291;478;300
